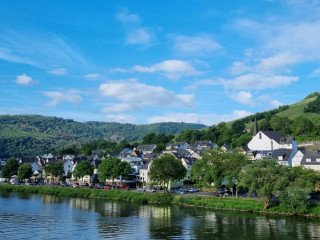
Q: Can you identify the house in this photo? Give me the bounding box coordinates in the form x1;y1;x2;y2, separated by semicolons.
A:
221;144;232;151
181;157;197;172
292;150;320;171
248;131;287;151
135;144;157;154
247;119;297;165
166;142;189;150
139;159;152;186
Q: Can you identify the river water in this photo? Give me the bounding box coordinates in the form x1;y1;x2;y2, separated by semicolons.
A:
1;192;320;239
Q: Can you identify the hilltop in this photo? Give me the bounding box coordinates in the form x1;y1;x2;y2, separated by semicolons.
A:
0;115;206;157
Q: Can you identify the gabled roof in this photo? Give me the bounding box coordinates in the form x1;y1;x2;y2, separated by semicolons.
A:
140;159;152;170
279;137;295;145
261;131;286;144
136;144;157;152
301;150;320;165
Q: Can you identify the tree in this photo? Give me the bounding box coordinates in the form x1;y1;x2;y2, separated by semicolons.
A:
17;163;33;181
231;120;245;135
1;157;19;178
98;157;131;188
304;95;320;113
44;162;64;182
239;159;292;210
73;160;94;184
292;116;314;136
270;116;291;134
258;119;271;131
190;149;250;196
149;155;186;193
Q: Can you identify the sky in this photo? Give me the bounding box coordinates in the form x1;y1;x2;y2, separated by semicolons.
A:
1;0;319;126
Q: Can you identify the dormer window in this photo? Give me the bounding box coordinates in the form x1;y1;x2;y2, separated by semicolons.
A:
316;158;320;163
306;158;311;163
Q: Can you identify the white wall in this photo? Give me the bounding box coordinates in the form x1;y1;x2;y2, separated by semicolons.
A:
248;131;280;151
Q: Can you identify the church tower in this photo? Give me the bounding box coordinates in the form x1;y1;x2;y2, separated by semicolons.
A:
253;118;258;136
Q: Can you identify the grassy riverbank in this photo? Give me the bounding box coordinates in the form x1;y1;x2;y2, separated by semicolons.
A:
1;185;320;217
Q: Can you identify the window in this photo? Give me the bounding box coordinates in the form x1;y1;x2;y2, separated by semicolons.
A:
306;158;311;162
259;133;262;139
316;158;320;163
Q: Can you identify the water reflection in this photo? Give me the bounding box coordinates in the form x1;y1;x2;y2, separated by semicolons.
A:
1;192;320;239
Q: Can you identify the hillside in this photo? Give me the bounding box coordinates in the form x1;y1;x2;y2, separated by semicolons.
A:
0;115;206;157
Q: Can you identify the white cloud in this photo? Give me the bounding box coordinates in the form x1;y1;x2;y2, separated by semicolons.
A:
15;73;38;86
171;34;221;57
105;114;136;124
99;80;195;109
126;28;153;45
310;68;320;78
42;90;82;107
222;73;298;89
270;99;284;108
84;73;102;80
148;110;252;126
132;60;200;80
102;103;135;113
47;68;67;75
110;67;129;73
0;31;87;69
116;8;140;24
230;91;253;106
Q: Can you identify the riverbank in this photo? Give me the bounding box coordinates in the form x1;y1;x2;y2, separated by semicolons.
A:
1;185;320;217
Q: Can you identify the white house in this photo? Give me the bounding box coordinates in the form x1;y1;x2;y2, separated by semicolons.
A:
248;131;287;151
292;150;320;171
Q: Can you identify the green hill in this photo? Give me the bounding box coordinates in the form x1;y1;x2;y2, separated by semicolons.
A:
276;96;318;120
0;115;206;157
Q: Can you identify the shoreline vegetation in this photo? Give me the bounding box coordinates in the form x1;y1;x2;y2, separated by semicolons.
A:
1;185;320;218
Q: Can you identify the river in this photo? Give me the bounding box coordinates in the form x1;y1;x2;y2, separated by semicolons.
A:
1;192;320;239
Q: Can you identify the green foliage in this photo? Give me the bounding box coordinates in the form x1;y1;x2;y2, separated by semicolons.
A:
17;163;33;181
73;160;94;180
1;157;19;178
304;95;320;113
231;120;245;135
190;149;250;196
149;155;187;193
304;92;320;100
292;116;314;136
43;162;64;178
270;116;292;134
279;188;309;214
239;159;293;210
98;157;131;185
0;115;206;157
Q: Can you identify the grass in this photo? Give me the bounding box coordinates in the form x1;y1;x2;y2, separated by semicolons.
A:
276;96;318;120
1;185;320;217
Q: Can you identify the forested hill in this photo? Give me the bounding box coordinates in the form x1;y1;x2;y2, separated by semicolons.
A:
0;115;206;157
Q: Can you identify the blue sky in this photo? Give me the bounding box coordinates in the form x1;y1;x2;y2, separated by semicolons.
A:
1;0;319;125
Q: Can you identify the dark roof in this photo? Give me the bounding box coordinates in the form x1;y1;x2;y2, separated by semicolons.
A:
136;144;157;152
279;137;295;145
140;159;152;170
301;150;320;165
182;157;196;166
262;131;286;144
108;152;119;157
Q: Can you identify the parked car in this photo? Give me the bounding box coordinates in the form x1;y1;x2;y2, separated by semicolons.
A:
137;188;144;192
175;189;185;194
181;187;189;192
72;183;79;188
218;189;225;195
118;185;129;191
189;187;198;192
81;183;89;187
144;187;156;192
13;180;20;185
104;186;111;190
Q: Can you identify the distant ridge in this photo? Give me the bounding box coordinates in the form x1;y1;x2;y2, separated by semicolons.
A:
0;114;206;157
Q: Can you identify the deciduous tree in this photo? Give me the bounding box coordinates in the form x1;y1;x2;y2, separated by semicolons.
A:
149;155;186;193
1;157;19;178
73;160;94;184
17;163;33;181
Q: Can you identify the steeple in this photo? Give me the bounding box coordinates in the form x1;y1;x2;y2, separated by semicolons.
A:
253;118;258;136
